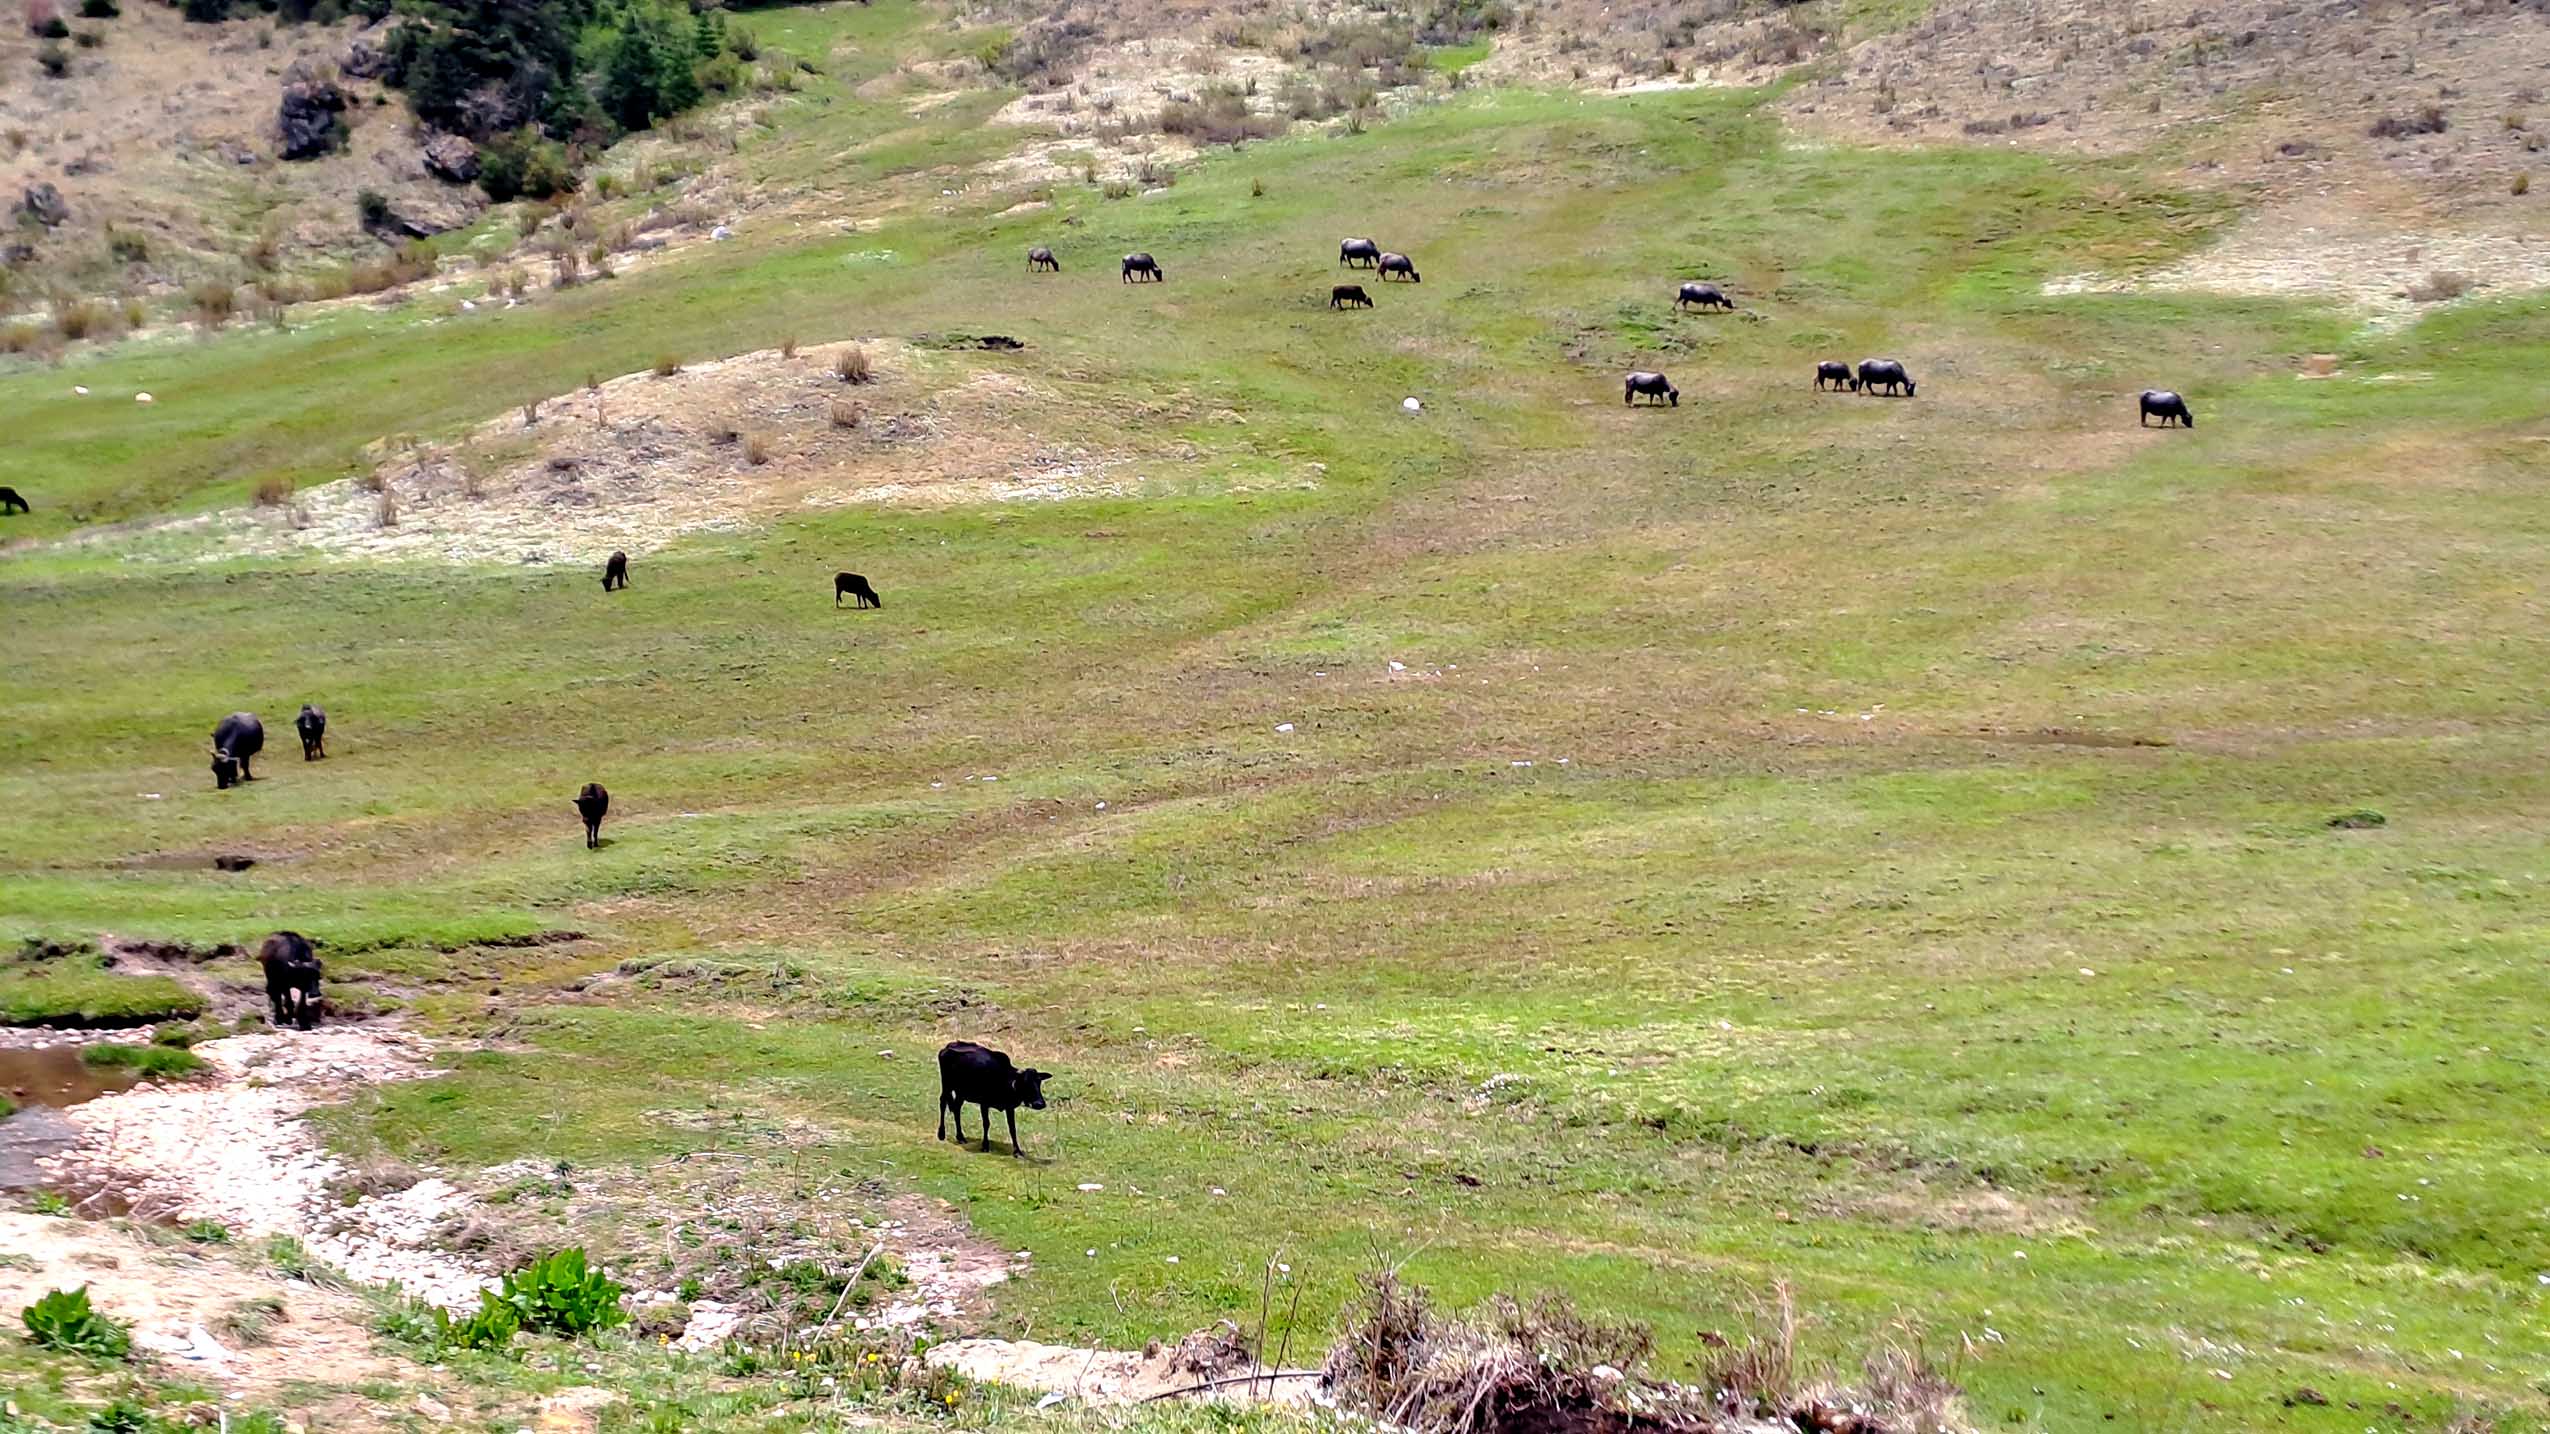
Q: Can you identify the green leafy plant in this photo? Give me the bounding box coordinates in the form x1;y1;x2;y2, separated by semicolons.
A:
181;1218;231;1244
487;1247;628;1337
21;1286;132;1359
28;1190;71;1216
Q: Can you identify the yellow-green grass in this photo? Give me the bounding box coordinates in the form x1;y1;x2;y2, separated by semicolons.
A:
4;39;2549;1434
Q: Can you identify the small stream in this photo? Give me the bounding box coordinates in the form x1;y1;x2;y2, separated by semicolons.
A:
0;1045;142;1190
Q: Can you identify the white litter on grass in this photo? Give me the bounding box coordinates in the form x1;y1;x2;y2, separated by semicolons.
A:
1388;660;1406;672
1402;397;1421;413
1275;723;1294;733
1077;1182;1104;1192
73;385;88;395
2079;968;2097;977
711;224;733;240
1164;1256;1179;1264
134;392;153;404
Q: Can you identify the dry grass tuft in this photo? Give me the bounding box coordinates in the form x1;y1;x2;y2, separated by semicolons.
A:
373;488;400;528
654;353;682;377
835;346;874;384
252;475;295;508
829;398;862;429
745;433;773;466
780;335;800;359
2407;270;2476;303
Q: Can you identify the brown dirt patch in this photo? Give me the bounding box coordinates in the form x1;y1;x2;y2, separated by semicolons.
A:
92;342;1166;567
0;1211;400;1402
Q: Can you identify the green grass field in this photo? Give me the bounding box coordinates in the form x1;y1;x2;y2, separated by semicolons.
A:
5;3;2549;1428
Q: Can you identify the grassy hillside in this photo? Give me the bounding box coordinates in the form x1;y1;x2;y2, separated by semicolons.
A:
5;3;2549;1430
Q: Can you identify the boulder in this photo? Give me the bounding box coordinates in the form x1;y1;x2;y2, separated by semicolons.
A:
420;131;478;184
277;79;348;161
19;181;69;228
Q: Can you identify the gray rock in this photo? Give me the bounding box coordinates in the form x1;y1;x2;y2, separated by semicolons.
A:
19;182;69;228
277;80;348;161
420;131;478;184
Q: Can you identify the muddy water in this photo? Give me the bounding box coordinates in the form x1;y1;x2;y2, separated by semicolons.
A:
0;1046;141;1189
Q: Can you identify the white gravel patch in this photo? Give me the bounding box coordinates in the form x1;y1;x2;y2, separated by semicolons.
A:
39;1026;498;1309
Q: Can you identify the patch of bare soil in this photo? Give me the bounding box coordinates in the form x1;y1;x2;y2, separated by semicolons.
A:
0;7;482;298
91;341;1167;567
39;1025;499;1307
0;1211;400;1402
928;1321;1308;1406
2041;200;2550;324
1785;0;2550;220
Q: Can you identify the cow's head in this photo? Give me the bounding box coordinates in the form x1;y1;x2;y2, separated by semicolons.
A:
211;749;239;790
1013;1068;1052;1110
1903;379;1916;397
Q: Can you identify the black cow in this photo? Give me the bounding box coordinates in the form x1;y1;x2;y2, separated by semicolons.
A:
1339;238;1381;269
1676;282;1734;311
211;712;264;790
1028;246;1060;272
575;782;609;849
259;931;323;1031
1624;371;1679;406
1857;359;1915;397
0;487;27;515
1330;284;1373;309
296;704;327;761
1122;252;1163;283
937;1040;1052;1155
835;572;882;608
1377;252;1420;283
1814;361;1858;392
2138;390;2194;427
602;551;629;591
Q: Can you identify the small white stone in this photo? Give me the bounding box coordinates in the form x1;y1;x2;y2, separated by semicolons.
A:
135;392;154;403
1275;723;1294;733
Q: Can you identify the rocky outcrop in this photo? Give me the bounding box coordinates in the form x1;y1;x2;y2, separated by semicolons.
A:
421;131;478;184
276;78;348;161
19;182;69;228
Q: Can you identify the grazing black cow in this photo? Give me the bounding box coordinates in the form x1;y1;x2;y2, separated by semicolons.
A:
2138;390;2194;427
1814;361;1859;392
1676;282;1735;311
1339;237;1381;269
211;712;264;791
1624;371;1679;406
0;487;27;515
937;1040;1052;1156
1121;252;1163;283
602;550;629;591
295;704;327;761
259;931;323;1031
1377;252;1420;283
835;571;882;609
1028;246;1060;272
1331;284;1374;309
1856;359;1915;397
575;782;609;849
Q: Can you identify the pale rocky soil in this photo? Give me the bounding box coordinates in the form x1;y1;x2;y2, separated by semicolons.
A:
0;6;481;291
0;1211;401;1403
82;341;1166;567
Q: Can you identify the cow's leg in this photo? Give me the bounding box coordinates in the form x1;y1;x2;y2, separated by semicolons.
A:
938;1091;950;1141
979;1105;996;1151
269;989;285;1026
1007;1107;1022;1156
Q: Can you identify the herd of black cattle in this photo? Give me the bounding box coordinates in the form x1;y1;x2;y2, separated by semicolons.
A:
26;230;2207;1154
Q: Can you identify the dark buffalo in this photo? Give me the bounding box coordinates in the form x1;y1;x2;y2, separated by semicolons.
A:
1814;361;1858;392
0;487;26;515
296;704;327;761
1121;252;1163;283
602;550;629;591
835;571;882;609
2138;390;2194;427
937;1040;1052;1156
1340;238;1381;269
1624;371;1679;406
259;931;323;1031
1856;359;1915;397
1028;246;1060;272
1676;281;1735;311
211;712;264;790
1377;252;1420;283
1330;284;1374;309
575;782;609;849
